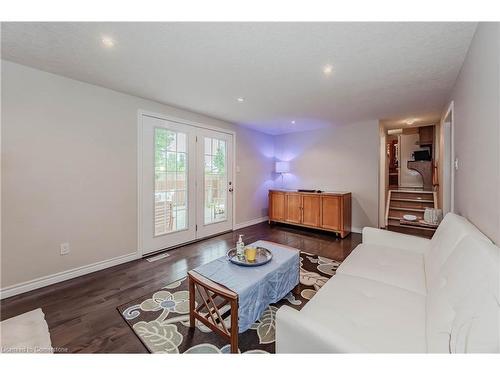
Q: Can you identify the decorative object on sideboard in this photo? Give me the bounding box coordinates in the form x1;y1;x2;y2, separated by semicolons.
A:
275;161;290;188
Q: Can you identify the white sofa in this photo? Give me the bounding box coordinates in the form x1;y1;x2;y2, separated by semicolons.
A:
276;213;500;353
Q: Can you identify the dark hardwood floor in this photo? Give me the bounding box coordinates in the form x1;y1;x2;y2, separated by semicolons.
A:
0;222;361;353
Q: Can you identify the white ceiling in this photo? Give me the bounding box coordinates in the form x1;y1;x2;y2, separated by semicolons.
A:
380;113;443;130
1;22;476;135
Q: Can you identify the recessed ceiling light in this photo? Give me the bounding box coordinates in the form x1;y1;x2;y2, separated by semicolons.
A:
405;118;417;125
237;97;244;102
323;64;334;76
101;36;115;48
291;120;296;124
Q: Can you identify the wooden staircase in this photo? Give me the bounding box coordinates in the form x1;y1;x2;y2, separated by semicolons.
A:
385;190;438;238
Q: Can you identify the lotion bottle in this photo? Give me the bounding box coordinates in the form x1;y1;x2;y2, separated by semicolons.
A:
236;234;245;259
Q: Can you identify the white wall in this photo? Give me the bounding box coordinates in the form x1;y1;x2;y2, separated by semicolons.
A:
1;60;274;289
273;120;380;232
448;23;500;244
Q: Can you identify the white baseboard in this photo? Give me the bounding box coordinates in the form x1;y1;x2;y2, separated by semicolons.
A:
233;216;269;230
0;252;139;300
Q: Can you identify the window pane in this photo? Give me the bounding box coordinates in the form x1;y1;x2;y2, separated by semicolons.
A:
177;133;186;153
155;129;188;235
176;173;186;191
155;128;167;172
166;172;176;191
204;138;211;155
176;209;186;231
167;131;176;151
204;137;227;225
204;155;212;173
166;152;177;171
177;153;186;172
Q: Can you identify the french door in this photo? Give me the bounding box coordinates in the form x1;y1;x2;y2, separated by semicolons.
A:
195;127;234;239
140;114;233;255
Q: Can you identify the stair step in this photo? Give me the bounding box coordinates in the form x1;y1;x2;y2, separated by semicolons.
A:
398;224;436;232
388;216;422;225
391;198;434;203
390;190;434;194
389;207;425;213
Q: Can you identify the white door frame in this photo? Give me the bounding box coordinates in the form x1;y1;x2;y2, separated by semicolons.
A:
440;101;455;214
195;127;234;239
137;109;236;257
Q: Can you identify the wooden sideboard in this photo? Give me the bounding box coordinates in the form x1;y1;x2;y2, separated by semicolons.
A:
268;189;352;238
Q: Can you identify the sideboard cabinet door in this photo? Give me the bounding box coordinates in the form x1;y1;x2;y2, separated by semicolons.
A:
269;191;285;221
285;193;302;224
302;194;321;227
321;195;341;231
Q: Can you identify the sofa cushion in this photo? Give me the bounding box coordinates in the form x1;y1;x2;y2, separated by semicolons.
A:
301;273;427;352
425;213;492;288
337;243;426;295
362;227;431;254
426;236;499;353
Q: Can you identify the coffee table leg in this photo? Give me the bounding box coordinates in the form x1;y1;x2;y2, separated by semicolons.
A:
189;275;195;328
230;298;239;353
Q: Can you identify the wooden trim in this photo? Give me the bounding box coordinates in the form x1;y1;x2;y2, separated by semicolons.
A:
385;190;392;227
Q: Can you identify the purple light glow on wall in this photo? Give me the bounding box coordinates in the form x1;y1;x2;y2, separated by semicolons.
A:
257;142;275;159
278;173;300;188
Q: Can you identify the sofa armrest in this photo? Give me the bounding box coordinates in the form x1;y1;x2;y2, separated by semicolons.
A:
362;227;431;254
275;306;365;353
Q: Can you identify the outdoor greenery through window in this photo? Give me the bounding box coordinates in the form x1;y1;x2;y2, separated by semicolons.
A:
154;128;187;235
204;137;227;224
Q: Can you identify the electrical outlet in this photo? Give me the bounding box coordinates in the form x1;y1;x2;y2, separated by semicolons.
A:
60;242;70;255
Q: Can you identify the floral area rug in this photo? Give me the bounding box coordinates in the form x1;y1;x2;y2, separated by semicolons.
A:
117;252;341;354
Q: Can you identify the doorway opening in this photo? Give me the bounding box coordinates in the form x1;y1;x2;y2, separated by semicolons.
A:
440;102;455;215
379;119;440;238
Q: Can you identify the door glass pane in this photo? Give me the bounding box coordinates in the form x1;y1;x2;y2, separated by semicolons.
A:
155;128;188;236
204;136;227;224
